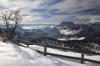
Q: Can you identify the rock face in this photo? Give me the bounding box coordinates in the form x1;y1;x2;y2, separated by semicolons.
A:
77;22;100;37
58;21;76;29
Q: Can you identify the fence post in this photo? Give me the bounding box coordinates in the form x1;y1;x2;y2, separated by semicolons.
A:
81;42;85;64
44;40;47;56
27;43;29;48
81;51;84;64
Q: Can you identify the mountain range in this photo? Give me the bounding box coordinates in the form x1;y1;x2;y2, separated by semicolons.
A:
7;21;100;40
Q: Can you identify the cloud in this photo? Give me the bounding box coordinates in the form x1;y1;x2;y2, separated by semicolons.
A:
22;15;43;24
0;0;100;24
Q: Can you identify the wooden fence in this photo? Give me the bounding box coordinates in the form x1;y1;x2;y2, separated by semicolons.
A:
15;38;100;64
38;44;100;64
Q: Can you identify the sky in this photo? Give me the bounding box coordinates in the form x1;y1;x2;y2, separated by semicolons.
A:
0;0;100;24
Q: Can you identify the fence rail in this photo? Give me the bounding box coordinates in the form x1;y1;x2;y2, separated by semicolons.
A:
31;44;100;64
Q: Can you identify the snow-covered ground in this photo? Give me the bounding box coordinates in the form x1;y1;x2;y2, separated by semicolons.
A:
0;41;100;66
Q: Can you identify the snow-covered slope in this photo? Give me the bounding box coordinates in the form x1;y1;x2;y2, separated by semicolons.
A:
0;41;100;66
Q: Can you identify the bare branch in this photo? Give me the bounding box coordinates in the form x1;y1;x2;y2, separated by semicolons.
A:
0;9;23;40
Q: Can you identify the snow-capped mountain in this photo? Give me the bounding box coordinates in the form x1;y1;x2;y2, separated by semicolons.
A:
57;21;81;36
58;21;75;29
13;21;100;41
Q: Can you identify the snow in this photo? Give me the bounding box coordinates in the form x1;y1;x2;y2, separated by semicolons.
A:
0;41;99;66
60;29;79;35
58;38;67;41
69;37;85;40
58;37;85;41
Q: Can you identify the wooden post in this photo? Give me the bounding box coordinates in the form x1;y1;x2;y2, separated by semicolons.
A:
27;43;29;48
26;41;29;48
44;39;47;56
44;44;47;56
81;51;84;64
81;42;85;64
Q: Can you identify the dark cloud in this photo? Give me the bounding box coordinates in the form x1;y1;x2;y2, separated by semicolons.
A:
46;0;65;5
77;8;100;15
31;8;69;16
40;0;65;6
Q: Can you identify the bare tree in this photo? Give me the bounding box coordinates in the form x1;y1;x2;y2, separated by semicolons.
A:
0;9;22;41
